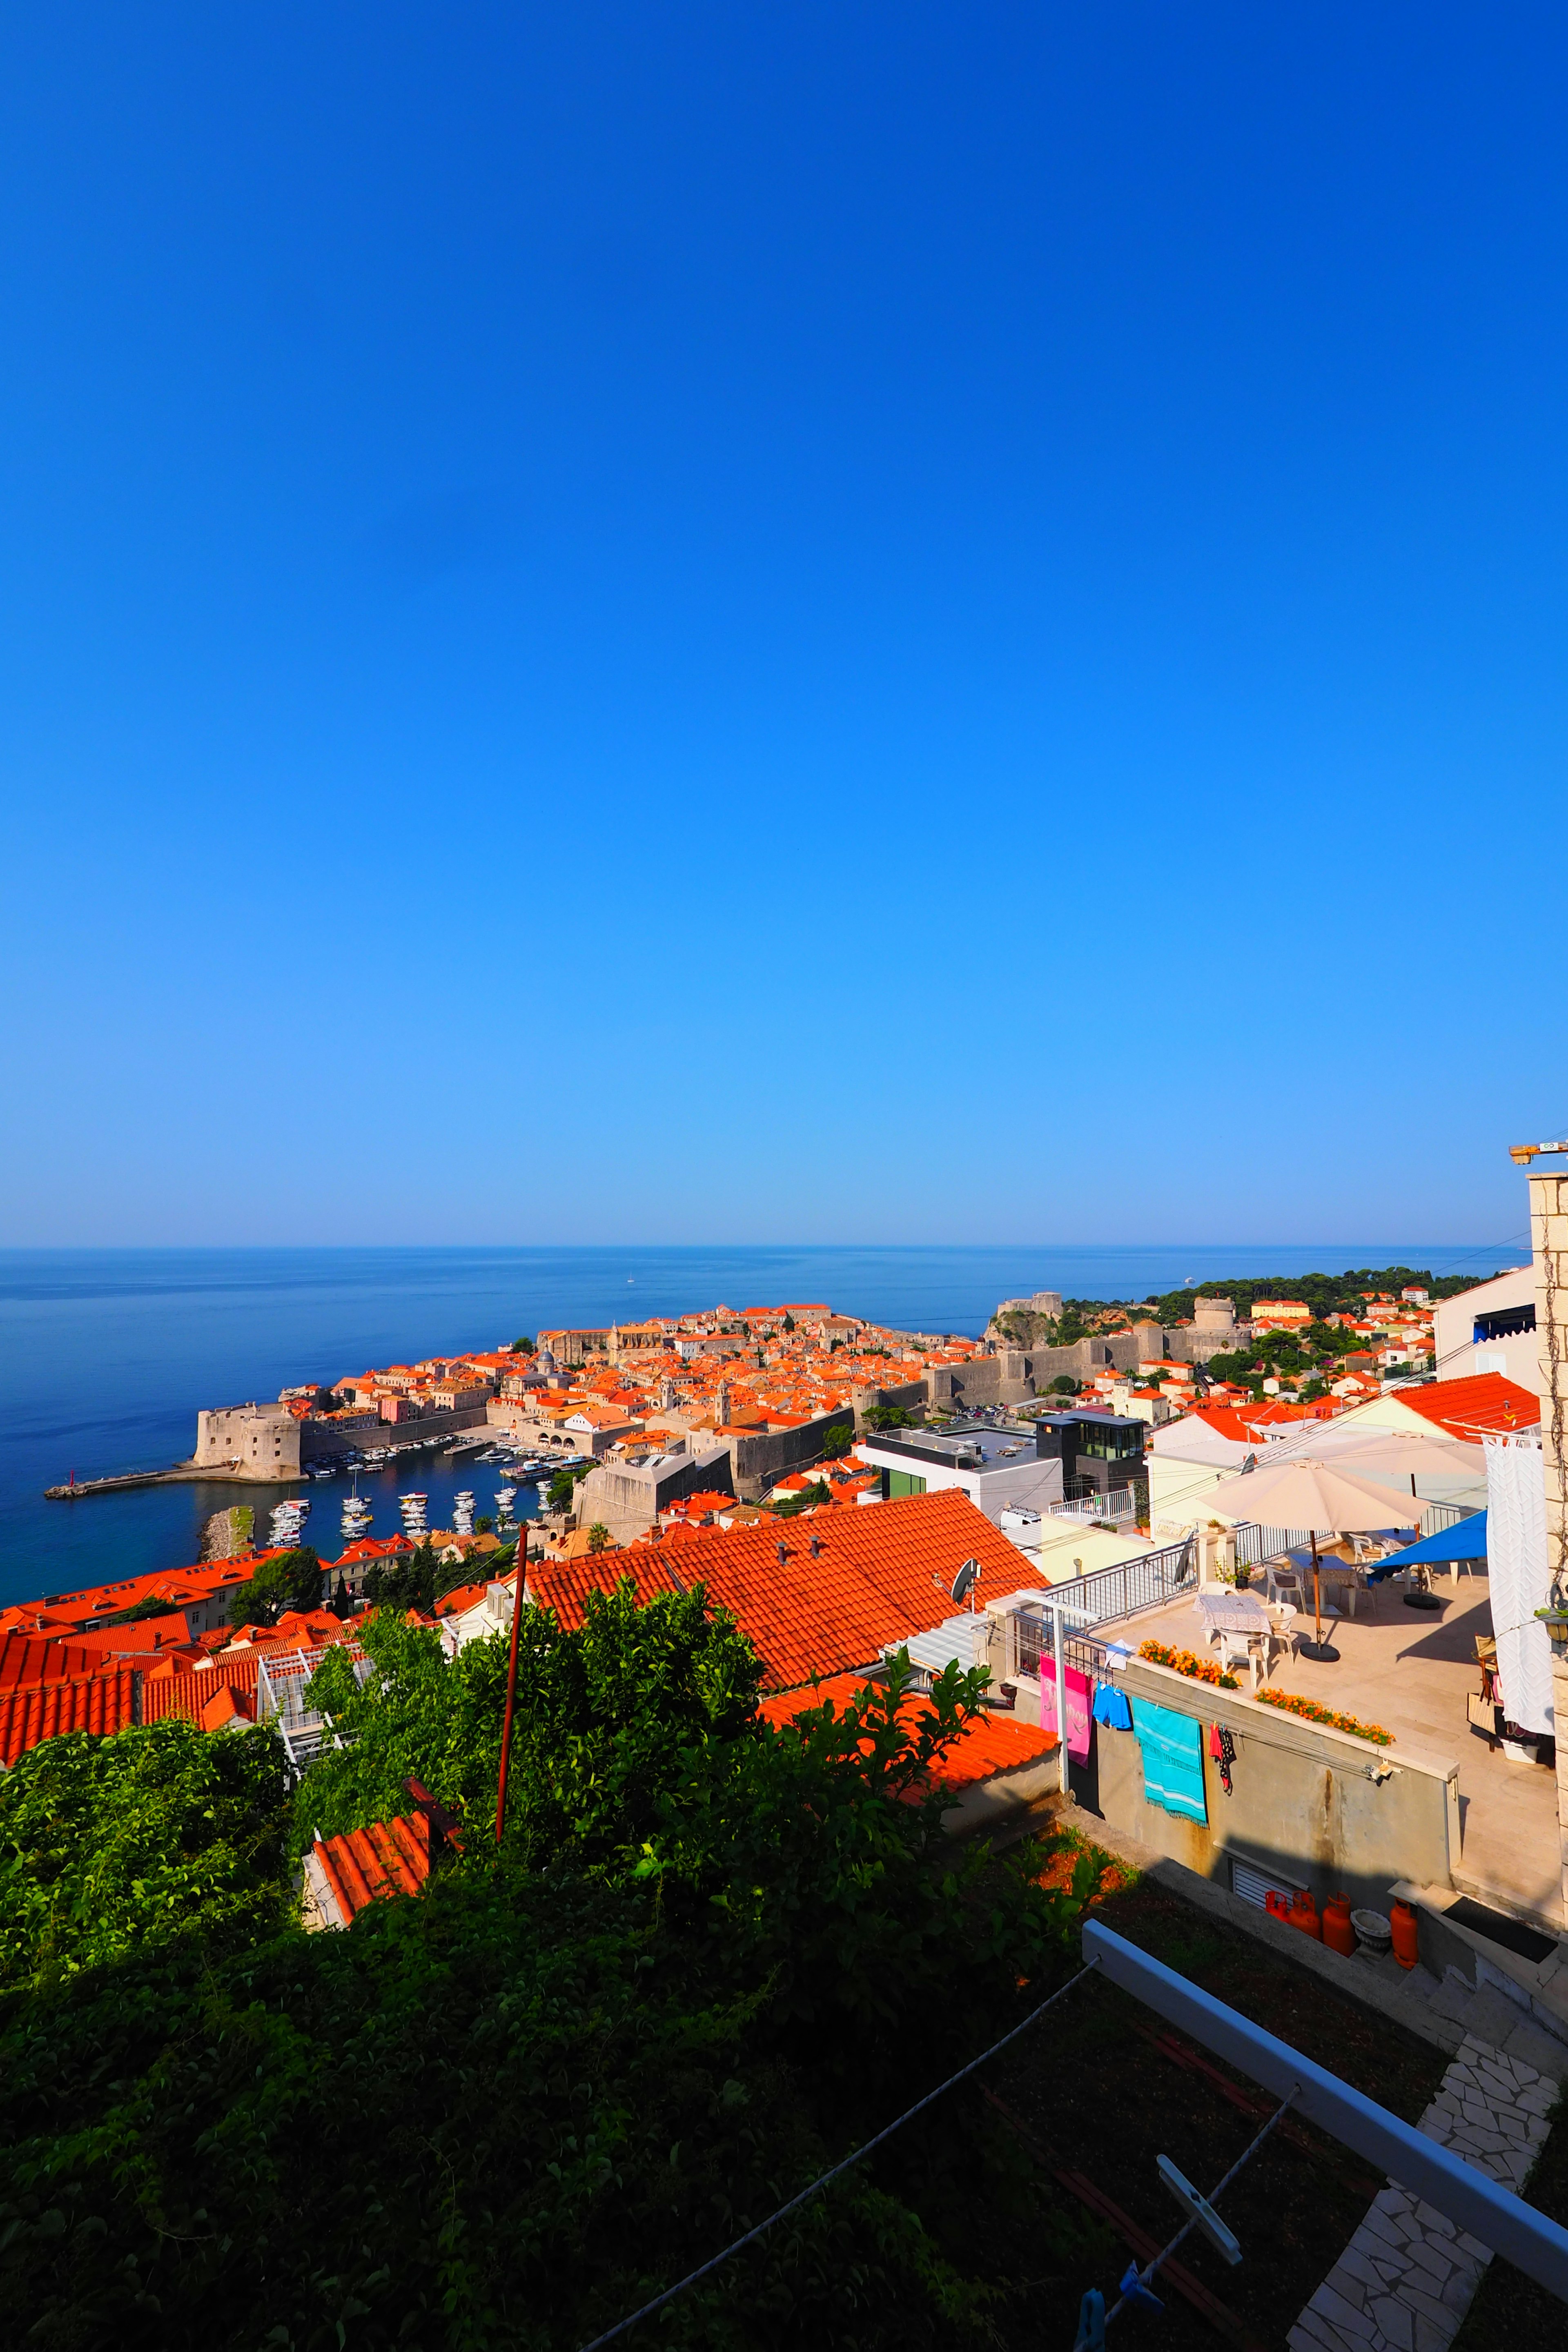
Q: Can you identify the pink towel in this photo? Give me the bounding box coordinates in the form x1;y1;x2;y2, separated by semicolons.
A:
1039;1658;1091;1762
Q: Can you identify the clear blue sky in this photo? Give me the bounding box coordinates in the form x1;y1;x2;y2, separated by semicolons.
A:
2;5;1564;1249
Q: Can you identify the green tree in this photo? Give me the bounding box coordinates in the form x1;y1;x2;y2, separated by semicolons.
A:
819;1421;855;1459
0;1716;290;1992
775;1479;831;1516
862;1404;914;1431
364;1540;441;1614
586;1521;612;1552
0;1591;1098;2351
511;1334;535;1352
227;1545;324;1628
546;1462;593;1512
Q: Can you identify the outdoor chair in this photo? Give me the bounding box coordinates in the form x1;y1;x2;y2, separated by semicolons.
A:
1265;1563;1305;1608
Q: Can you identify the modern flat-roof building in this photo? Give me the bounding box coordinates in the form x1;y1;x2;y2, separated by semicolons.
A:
853;1423;1066;1523
1028;1409;1147;1501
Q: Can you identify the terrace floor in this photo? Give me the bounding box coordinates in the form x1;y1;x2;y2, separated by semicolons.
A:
1100;1571;1564;1931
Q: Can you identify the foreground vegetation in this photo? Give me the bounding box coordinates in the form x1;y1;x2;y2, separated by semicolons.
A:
0;1585;1098;2350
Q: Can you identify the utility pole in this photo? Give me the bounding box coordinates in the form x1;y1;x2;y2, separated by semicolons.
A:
494;1531;527;1844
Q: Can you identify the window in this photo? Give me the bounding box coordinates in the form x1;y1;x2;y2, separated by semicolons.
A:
1230;1854;1305;1911
886;1470;927;1499
1077;1426;1141;1461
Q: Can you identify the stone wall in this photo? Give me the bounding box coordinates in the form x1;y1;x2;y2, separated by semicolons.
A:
301;1405;490;1461
572;1444;735;1544
726;1406;858;1500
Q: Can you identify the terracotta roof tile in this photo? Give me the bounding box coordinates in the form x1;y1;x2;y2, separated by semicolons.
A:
312;1813;434;1923
527;1489;1037;1690
759;1671;1058;1790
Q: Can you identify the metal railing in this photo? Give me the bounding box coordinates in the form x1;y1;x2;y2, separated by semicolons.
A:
1040;1487;1137;1524
256;1643;368;1779
1007;1534;1196;1677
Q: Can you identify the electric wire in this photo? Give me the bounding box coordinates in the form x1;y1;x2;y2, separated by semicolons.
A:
575;1956;1101;2352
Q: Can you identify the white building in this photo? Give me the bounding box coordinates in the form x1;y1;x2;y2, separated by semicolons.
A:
853;1423;1065;1524
1431;1267;1538;1392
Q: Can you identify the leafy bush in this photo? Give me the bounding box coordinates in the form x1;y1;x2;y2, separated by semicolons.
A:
0;1590;1095;2350
0;1717;290;1991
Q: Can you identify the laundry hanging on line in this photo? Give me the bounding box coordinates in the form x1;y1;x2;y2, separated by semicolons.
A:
1093;1680;1132;1731
1207;1721;1236;1795
1131;1697;1208;1824
1039;1655;1092;1761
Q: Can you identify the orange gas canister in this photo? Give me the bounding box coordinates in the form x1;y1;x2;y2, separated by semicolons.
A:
1390;1900;1421;1970
1322;1894;1356;1957
1288;1890;1322;1940
1265;1890;1290;1923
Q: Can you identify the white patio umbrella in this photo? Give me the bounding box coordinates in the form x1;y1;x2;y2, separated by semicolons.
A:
1209;1456;1422;1657
1307;1428;1487;1499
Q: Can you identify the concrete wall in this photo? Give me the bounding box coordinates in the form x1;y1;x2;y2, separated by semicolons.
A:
854;1439;1065;1525
1526;1167;1568;1920
1069;1655;1460;1914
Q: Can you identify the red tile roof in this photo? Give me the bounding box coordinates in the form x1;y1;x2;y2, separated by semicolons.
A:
0;1629;120;1692
0;1664;138;1764
759;1673;1058;1791
526;1489;1038;1690
143;1654;263;1722
311;1814;434;1925
1393;1372;1539;1439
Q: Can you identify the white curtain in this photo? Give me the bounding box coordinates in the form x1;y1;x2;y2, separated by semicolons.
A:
1483;1434;1554;1737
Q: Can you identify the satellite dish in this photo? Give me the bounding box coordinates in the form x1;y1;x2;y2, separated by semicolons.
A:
1239;1452;1256;1474
950;1557;980;1604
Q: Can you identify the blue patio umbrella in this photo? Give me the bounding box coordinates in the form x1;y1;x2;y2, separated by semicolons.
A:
1365;1512;1487;1580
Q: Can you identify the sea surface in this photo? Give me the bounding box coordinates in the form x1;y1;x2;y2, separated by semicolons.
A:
0;1243;1510;1607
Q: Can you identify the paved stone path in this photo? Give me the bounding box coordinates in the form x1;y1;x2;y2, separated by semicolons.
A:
1287;2036;1560;2352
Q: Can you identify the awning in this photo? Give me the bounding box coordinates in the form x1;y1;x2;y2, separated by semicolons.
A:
1366;1512;1487;1579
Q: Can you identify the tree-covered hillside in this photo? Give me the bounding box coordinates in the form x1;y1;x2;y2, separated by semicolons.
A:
0;1586;1098;2351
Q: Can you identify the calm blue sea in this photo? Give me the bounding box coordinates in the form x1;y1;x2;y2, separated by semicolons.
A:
0;1243;1510;1607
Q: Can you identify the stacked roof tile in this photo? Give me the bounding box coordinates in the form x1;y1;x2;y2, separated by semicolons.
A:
0;1664;139;1764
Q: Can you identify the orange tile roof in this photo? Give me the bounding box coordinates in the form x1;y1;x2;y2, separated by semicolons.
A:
759;1672;1058;1792
0;1664;139;1764
526;1489;1035;1691
1393;1371;1539;1439
312;1813;434;1924
0;1628;120;1692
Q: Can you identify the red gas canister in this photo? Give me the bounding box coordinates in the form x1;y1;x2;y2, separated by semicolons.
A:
1265;1890;1290;1924
1322;1893;1356;1957
1390;1900;1421;1971
1288;1890;1322;1940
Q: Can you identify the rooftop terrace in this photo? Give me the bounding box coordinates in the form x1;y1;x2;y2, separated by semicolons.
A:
1097;1570;1562;1931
